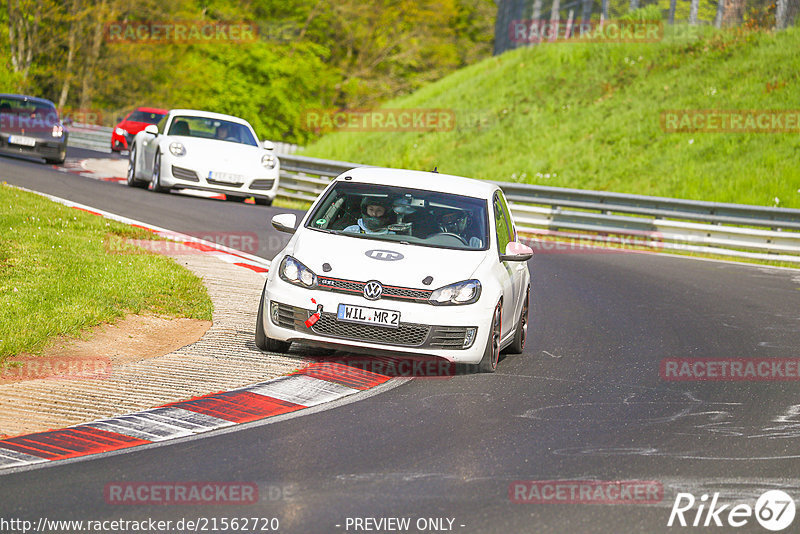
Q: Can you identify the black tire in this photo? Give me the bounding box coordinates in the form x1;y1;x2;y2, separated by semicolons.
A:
45;151;66;165
126;145;148;188
226;195;248;202
254;197;273;206
255;289;291;353
504;287;529;354
477;302;502;373
150;150;169;192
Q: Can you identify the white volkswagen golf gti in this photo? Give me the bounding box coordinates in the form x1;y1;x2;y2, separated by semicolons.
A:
127;109;280;205
256;167;532;372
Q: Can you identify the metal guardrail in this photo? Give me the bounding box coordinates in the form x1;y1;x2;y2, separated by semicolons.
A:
66;125;113;153
63;128;800;262
276;154;800;263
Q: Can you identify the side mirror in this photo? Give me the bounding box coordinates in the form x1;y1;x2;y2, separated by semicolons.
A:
144;124;158;135
262;140;275;151
500;241;533;262
271;213;297;234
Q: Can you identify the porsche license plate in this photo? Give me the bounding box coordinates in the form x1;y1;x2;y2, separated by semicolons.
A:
208;171;244;184
337;304;400;328
8;135;36;147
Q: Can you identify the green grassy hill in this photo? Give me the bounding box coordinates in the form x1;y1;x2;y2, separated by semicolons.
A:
304;25;800;208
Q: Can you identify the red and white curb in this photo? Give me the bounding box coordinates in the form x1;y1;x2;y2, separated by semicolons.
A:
12;185;269;274
0;362;391;469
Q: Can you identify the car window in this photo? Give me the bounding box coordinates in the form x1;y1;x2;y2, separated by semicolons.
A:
493;192;513;254
165;115;257;146
128;110;166;124
0;98;58;128
156;114;168;134
306;181;489;251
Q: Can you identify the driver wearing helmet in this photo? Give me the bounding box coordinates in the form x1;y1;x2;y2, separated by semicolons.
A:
343;197;394;235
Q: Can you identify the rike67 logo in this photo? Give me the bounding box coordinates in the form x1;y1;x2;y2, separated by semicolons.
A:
668;490;796;531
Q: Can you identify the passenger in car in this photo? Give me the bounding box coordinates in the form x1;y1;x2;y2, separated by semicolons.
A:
343;197;395;235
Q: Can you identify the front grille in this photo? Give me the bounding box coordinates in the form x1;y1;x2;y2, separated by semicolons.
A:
311;313;430;346
273;302;301;329
250;179;275;190
271;302;470;350
317;276;433;303
207;178;243;187
171;165;199;181
429;326;471;349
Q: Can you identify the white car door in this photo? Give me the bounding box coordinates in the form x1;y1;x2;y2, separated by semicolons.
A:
492;192;518;340
497;191;528;311
141;115;167;177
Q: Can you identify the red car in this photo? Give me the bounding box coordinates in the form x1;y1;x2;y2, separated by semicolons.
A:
111;107;168;152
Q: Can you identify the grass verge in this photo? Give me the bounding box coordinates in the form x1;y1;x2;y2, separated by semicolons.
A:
303;24;800;209
0;183;213;364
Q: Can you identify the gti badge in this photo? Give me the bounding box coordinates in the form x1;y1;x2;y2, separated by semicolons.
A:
365;249;404;261
363;280;383;300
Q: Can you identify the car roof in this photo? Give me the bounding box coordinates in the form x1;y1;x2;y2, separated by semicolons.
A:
0;93;56;107
168;109;251;126
134;107;168;114
334;167;499;199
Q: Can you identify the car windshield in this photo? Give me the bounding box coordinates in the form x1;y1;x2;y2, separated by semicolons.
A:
0;98;57;125
306;181;489;251
166;115;257;146
127;110;165;124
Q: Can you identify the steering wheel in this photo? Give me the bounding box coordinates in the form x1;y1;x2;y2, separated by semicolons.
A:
430;232;468;245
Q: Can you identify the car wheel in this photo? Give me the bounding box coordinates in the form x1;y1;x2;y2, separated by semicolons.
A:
151;150;169;193
255;289;291;353
45;151;66;165
504;287;529;354
477;302;502;373
126;145;147;188
254;197;273;206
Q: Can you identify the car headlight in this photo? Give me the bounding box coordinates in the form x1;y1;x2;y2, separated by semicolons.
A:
429;279;481;305
169;142;186;156
279;256;317;288
114;127;125;136
52;124;64;138
261;153;276;169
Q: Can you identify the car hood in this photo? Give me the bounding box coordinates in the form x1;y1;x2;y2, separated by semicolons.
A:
166;136;262;163
290;229;486;289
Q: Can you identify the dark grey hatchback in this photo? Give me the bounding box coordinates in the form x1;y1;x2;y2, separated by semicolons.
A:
0;94;67;164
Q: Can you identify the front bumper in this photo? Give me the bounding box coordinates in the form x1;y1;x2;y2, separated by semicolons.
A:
161;158;279;201
0;133;67;161
263;280;490;364
112;131;133;151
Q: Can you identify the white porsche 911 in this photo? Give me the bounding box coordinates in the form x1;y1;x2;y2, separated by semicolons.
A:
126;109;280;205
256;167;532;373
